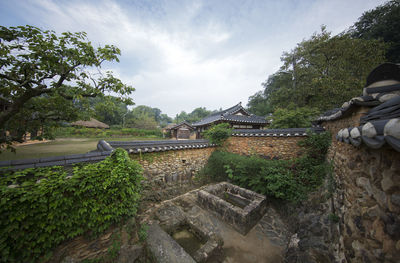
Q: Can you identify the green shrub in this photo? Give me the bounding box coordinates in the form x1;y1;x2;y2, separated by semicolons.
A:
298;130;331;160
203;123;232;146
53;127;163;138
0;148;144;262
199;132;332;202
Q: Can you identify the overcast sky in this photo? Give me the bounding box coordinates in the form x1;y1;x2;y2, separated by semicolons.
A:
0;0;385;117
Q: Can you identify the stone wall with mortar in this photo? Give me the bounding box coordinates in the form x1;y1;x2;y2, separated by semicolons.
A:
322;107;400;263
226;136;305;160
129;135;308;203
130;148;215;203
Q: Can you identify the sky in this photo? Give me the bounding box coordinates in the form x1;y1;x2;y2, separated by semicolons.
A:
0;0;386;117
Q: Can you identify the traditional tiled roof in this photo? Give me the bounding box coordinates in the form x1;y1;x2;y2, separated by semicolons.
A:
317;63;400;123
232;127;324;137
0;151;111;172
319;63;400;152
167;121;195;130
336;118;400;151
106;139;214;154
192;102;268;126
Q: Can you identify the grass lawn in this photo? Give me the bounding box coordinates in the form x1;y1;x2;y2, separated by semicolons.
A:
0;137;164;161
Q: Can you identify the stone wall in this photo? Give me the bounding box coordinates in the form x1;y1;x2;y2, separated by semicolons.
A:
128;134;310;202
322;108;400;262
226;136;305;160
130;148;215;203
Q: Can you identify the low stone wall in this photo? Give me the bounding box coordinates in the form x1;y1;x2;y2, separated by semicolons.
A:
323;108;400;262
130;148;215;203
226;136;305;160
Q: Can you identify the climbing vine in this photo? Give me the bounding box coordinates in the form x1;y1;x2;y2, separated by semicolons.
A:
0;148;144;262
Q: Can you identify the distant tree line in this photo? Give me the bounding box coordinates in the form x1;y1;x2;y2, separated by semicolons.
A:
86;97;220;129
247;1;398;128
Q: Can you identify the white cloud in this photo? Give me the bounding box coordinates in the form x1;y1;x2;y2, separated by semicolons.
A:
1;0;387;116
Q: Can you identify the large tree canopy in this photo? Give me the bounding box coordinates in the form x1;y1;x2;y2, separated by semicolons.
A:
350;0;400;63
0;25;134;141
247;27;387;124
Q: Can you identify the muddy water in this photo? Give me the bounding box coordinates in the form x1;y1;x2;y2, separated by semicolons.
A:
172;229;204;256
206;218;284;263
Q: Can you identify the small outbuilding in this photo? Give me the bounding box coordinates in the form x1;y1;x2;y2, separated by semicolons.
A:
71;118;110;129
167;121;196;140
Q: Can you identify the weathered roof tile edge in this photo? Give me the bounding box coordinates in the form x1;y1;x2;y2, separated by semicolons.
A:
0;150;112;172
106;139;216;154
318;63;400;152
231;127;324;137
167;121;195;130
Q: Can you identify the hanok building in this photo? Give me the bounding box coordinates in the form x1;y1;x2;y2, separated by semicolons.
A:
167;121;196;140
192;102;269;138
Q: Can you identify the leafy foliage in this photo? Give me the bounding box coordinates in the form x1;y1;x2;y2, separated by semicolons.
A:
200;132;331;202
123;105;172;129
350;0;400;63
270;107;320;128
247;27;387;115
246;91;273;116
53;127;163;138
297;130;332;160
90;96;129;126
0;25;134;143
0;148;144;262
203;123;232;146
174;107;215;124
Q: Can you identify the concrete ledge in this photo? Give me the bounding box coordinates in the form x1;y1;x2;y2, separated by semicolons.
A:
147;223;196;263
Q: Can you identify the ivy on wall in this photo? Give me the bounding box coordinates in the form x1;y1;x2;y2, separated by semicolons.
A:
0;148;144;262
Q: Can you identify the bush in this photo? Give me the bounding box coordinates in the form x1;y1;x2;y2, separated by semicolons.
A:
298;130;331;160
199;132;332;202
53;127;163;138
0;148;144;262
203;123;232;146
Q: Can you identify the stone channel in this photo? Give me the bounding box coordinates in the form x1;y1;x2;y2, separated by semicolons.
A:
143;182;289;263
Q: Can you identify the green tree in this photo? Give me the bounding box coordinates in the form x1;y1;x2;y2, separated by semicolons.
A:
203;123;232;146
91;96;128;126
246;91;271;116
125;106;158;129
174;107;213;124
249;27;386;115
174;111;189;123
159;113;173;127
279;27;386;111
186;107;212;123
247;71;293;115
350;0;400;62
270;107;320;128
0;25;134;142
